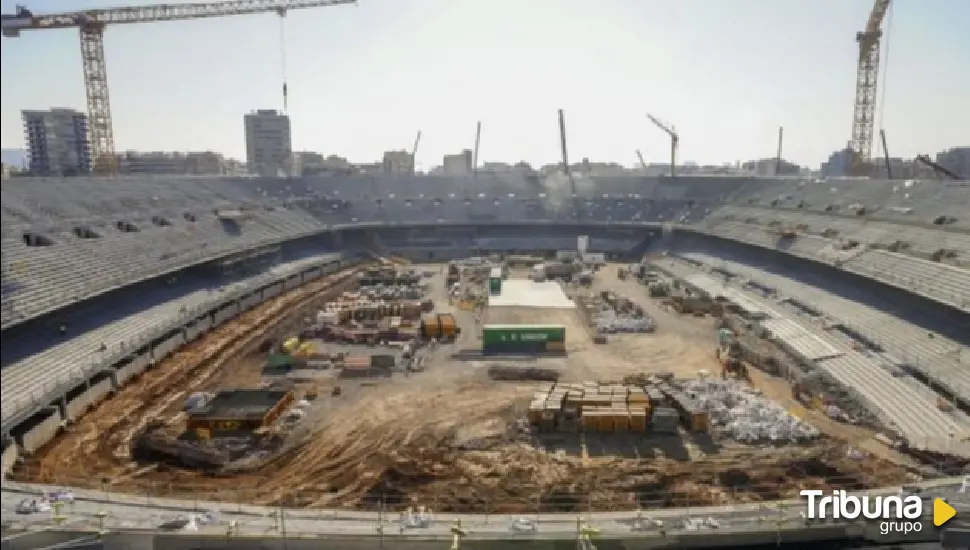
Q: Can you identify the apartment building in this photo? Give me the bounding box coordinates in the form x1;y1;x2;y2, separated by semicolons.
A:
22;108;92;175
244;110;293;177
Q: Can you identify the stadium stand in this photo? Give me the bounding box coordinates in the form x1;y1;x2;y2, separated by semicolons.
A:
1;175;739;330
654;250;970;454
2;174;968;457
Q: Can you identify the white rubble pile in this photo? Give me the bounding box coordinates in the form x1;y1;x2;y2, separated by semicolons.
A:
682;379;820;444
594;307;655;333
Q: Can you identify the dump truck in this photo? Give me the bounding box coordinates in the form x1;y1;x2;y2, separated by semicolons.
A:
420;313;460;341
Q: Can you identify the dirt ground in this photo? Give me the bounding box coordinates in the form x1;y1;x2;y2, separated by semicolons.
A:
12;262;922;513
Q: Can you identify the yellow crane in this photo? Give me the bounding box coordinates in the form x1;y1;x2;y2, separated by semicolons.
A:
1;0;356;175
848;0;892;175
645;113;678;177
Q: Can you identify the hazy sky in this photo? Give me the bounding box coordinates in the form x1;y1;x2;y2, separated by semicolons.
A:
1;0;967;169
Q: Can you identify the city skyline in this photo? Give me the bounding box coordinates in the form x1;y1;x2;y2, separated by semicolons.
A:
1;0;967;168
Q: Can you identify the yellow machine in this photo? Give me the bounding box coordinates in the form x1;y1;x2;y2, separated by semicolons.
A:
715;335;748;381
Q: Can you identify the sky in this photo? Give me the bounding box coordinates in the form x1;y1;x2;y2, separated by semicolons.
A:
0;0;967;169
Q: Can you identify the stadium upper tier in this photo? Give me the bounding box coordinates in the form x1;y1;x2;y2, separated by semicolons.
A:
2;175;968;329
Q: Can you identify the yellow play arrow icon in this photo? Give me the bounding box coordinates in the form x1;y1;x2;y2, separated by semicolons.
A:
933;498;956;527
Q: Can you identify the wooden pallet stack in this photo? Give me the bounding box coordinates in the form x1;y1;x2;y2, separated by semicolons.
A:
527;381;656;434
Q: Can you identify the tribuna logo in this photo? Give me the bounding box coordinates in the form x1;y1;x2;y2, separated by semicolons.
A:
801;490;924;533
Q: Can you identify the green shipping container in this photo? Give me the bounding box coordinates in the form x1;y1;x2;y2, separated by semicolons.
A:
482;324;566;347
488;277;502;294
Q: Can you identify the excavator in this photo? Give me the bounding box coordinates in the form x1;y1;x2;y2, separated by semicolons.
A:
715;332;748;380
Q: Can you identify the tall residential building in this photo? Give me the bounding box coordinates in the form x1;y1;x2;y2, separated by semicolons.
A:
22;108;92;175
244;110;292;177
442;149;473;175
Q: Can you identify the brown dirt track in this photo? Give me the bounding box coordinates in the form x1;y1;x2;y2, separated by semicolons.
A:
11;266;919;513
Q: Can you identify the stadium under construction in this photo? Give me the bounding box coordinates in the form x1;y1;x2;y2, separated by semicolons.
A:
1;173;969;549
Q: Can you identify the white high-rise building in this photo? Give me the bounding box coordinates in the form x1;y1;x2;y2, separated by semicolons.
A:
22;108;92;175
244;110;292;177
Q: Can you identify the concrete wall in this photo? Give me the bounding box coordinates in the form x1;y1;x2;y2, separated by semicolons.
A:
64;378;113;422
17;408;62;454
2;440;18;476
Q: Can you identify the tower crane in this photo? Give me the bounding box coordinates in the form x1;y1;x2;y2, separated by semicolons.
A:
410;130;422;175
848;0;892;175
0;0;356;175
645;113;678;177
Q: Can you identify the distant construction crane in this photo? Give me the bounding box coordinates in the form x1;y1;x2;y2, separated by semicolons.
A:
0;0;356;175
410;130;422;175
848;0;892;175
774;126;784;176
558;109;570;176
635;149;647;171
472;121;482;176
879;129;893;179
645;113;678;177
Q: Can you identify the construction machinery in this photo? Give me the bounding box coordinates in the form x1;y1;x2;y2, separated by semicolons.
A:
445;262;461;286
635;149;647;171
646;113;679;177
847;0;892;176
0;0;355;175
916;155;962;180
716;330;747;380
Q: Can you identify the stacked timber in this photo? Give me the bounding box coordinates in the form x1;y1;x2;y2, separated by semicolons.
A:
527;381;662;434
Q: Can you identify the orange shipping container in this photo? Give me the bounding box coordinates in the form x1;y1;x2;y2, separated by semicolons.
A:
614;413;630;433
690;410;709;433
629;411;648;433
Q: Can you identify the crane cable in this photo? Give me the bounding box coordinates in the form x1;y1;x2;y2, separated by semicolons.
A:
279;11;289;114
877;2;893;141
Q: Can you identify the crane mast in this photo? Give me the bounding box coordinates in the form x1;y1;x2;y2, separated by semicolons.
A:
645;113;678;177
635;149;647;171
849;0;892;175
410;130;422;175
472;121;482;176
1;0;356;175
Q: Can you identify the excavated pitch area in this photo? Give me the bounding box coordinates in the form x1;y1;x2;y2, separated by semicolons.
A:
11;267;917;513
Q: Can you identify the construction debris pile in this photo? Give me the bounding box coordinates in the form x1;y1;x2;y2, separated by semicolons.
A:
682;378;820;444
592;291;655;333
